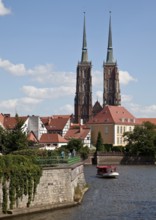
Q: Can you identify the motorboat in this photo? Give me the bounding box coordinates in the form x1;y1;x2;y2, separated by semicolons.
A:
96;165;119;178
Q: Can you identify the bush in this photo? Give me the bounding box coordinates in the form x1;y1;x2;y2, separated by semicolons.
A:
79;146;90;160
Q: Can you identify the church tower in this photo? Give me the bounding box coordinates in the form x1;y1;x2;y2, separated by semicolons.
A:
103;12;121;106
74;13;92;124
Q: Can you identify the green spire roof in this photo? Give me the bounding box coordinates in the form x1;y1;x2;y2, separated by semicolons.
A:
81;12;88;62
106;11;114;63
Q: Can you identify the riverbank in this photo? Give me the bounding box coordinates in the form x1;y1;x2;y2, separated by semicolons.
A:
0;163;88;219
0;185;89;219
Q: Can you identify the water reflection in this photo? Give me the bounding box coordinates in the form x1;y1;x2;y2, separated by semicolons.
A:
3;165;156;220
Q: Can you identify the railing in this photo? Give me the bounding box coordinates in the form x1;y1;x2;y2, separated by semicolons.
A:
35;156;81;167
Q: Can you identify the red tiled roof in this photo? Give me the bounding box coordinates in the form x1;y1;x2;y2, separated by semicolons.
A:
136;118;156;125
88;105;136;125
27;131;38;142
41;116;70;131
39;133;68;144
3;116;28;129
65;126;90;140
51;115;72;119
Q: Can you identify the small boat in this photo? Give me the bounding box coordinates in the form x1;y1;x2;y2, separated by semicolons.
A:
96;165;119;178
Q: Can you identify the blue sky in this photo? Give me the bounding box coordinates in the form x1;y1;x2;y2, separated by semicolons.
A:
0;0;156;118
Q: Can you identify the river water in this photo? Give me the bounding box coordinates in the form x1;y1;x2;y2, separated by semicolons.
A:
4;165;156;220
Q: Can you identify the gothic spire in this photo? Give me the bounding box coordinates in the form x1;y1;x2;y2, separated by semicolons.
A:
81;12;88;62
106;11;114;63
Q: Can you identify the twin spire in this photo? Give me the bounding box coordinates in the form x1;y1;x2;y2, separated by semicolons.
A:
81;12;88;62
81;11;114;63
106;11;114;63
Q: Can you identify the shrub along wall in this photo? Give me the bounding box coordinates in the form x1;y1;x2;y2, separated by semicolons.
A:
0;162;86;216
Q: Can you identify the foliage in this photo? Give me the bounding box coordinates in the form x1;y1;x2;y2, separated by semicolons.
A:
79;146;90;160
104;144;112;152
123;121;156;157
74;184;82;202
112;145;123;152
66;138;83;152
95;132;103;152
0;155;42;213
0;116;29;154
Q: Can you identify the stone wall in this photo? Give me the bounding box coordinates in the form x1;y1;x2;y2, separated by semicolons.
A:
97;155;123;165
97;153;155;165
0;163;86;216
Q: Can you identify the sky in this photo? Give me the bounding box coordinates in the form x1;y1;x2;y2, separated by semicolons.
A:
0;0;156;118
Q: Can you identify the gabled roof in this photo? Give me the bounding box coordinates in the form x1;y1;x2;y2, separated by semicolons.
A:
65;125;90;140
92;101;103;116
39;133;68;144
41;116;70;131
3;115;28;129
88;105;136;125
136;118;156;125
27;131;38;142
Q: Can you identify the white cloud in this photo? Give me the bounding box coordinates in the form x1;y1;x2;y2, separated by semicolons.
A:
128;103;156;118
0;59;76;86
0;58;136;88
119;70;137;85
121;94;133;103
0;58;141;116
92;90;103;105
121;95;156;117
0;59;26;76
92;70;103;87
0;97;42;115
22;85;75;99
0;0;11;16
58;104;74;114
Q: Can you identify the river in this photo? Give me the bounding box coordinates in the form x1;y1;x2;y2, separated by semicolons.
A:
4;165;156;220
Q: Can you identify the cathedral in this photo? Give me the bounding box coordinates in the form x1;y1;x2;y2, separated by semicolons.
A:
74;13;121;124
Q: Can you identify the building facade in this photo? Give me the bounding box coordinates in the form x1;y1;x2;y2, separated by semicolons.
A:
103;13;121;106
74;14;92;124
87;105;136;146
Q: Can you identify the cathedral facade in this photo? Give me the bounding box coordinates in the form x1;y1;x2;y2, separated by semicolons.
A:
74;13;121;124
74;14;92;124
103;13;121;106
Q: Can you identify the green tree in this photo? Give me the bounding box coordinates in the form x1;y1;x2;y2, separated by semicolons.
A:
66;138;83;152
123;121;156;157
0;116;28;154
95;132;103;152
79;146;90;160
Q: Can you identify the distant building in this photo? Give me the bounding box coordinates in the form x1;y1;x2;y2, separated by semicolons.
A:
41;115;71;137
74;13;92;124
65;123;91;148
103;12;121;106
87;105;136;146
39;133;68;150
92;101;103;117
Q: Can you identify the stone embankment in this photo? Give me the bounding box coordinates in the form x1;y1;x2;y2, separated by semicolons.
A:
0;162;88;219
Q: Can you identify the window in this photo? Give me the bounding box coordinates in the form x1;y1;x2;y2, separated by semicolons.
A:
105;126;108;134
120;126;122;134
117;126;119;134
